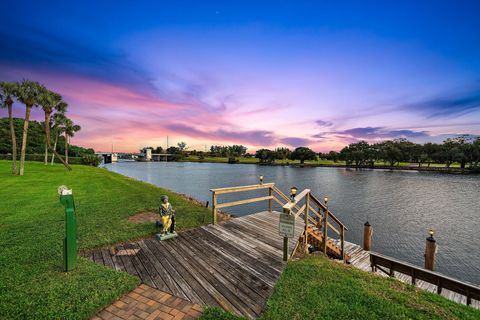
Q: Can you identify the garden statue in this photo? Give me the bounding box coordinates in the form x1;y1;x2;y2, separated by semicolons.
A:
156;195;177;240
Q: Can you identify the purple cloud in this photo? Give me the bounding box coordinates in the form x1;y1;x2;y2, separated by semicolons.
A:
279;137;312;147
402;88;480;118
164;123;275;146
316;120;333;127
336;127;429;139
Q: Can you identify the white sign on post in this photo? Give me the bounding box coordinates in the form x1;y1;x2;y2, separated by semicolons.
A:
279;213;295;238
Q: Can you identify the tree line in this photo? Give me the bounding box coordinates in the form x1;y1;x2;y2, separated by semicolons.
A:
332;137;480;169
0;118;93;157
145;138;480;171
0;80;82;175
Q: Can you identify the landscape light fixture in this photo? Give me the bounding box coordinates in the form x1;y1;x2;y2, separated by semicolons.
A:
290;186;298;202
429;229;435;238
259;175;264;184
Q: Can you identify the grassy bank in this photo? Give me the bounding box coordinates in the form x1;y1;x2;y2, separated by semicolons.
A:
180;156;467;171
201;255;480;320
0;161;211;319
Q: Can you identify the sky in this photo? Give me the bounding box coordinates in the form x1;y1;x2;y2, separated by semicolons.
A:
0;1;479;153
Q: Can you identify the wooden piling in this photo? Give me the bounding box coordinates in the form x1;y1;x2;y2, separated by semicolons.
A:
212;192;217;225
363;222;372;251
424;233;436;271
268;187;273;212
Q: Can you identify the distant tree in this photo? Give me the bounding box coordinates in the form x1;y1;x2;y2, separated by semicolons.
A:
228;145;247;157
50;111;66;165
62;118;81;165
255;148;276;164
339;141;371;167
377;141;401;166
275;147;291;161
167;146;181;154
327;151;340;163
177;142;187;151
154;146;164;154
38;89;71;170
290;147;317;164
0;81;18;174
14;80;44;175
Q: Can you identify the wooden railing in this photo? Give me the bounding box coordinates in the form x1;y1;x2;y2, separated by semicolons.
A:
210;183;348;262
210;182;275;224
370;252;480;305
282;189;348;261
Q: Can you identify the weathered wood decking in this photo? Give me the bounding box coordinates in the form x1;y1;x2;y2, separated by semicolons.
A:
333;240;480;309
85;211;304;319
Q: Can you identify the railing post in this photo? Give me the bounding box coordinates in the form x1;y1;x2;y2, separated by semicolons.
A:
323;207;328;254
424;230;436;271
340;225;345;261
212;191;217;225
304;193;310;253
268;187;273;212
283;236;289;261
363;221;372;251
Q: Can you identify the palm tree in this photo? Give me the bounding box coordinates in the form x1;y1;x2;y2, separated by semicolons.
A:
38;89;71;170
63;118;81;165
50;111;67;165
13;80;43;175
0;82;18;175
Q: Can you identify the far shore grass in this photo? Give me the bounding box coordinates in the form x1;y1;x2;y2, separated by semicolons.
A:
180;155;465;169
0;160;211;319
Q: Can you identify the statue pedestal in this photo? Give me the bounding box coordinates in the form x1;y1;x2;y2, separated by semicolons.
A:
156;232;178;241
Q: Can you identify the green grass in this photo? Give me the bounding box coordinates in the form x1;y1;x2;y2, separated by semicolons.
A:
0;161;211;319
263;255;480;320
200;255;480;320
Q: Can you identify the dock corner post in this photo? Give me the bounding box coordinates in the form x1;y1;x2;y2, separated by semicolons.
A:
323;209;328;254
304;193;310;253
268;187;273;212
363;221;372;251
424;230;436;271
212;192;217;225
340;225;345;261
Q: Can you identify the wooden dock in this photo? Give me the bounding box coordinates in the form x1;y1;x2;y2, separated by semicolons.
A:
85;211;304;319
333;240;480;309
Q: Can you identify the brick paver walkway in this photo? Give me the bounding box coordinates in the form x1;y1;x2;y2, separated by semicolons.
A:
93;284;203;320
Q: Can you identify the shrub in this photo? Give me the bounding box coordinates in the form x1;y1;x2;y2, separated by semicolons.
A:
80;154;101;167
227;156;238;164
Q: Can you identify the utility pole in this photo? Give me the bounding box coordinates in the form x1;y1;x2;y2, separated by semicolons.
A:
166;136;169;162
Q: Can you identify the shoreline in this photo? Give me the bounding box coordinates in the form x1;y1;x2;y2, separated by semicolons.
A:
175;158;478;174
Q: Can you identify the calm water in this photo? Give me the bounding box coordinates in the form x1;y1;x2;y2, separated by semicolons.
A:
104;161;480;284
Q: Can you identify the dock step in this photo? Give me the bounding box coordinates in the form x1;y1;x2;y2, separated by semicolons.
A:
306;227;351;261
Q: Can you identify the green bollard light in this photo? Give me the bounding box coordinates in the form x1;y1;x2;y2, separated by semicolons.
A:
58;185;77;272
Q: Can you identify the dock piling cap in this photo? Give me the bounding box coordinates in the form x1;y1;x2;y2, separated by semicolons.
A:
364;221;371;226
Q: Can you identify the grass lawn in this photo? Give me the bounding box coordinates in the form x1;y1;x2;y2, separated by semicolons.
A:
201;255;480;320
0;161;211;319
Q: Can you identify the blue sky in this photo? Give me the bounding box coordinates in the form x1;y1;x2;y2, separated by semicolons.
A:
0;1;479;151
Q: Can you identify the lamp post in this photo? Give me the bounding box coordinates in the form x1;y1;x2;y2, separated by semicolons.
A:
290;186;298;202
